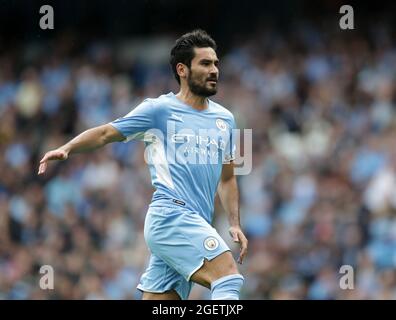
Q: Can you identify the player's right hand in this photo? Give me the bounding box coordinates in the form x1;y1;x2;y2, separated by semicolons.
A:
38;149;68;175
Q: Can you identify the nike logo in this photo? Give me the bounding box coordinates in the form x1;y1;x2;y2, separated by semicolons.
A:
169;113;184;122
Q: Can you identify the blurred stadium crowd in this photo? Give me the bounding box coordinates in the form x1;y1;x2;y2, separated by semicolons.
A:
1;18;396;299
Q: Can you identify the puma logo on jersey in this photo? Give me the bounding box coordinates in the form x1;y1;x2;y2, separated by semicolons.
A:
169;113;184;122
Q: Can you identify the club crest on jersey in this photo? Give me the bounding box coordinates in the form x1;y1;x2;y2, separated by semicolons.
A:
216;119;227;131
204;237;219;251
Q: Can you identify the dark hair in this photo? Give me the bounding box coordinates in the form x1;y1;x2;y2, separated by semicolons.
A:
170;29;217;84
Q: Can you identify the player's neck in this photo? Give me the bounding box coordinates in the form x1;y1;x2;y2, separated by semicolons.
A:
175;90;208;111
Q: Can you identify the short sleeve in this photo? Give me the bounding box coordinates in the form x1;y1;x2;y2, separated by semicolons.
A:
223;115;237;163
110;99;156;142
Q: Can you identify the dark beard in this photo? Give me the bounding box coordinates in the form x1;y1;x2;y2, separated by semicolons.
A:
187;75;217;97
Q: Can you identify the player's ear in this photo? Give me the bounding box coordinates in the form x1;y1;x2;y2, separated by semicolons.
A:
176;62;188;80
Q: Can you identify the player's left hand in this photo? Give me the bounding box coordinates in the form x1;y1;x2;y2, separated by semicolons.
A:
229;226;248;264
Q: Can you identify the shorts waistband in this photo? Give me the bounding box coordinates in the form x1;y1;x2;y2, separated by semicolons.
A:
149;197;188;209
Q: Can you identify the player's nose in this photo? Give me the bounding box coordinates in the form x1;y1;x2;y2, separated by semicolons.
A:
211;66;219;76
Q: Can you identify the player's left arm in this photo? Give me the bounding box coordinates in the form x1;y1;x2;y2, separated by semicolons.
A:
217;161;248;264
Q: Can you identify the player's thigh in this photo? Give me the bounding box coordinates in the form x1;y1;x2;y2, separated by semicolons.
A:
190;251;239;288
142;290;181;300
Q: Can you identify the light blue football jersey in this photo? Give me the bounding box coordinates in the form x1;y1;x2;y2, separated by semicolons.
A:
110;92;236;223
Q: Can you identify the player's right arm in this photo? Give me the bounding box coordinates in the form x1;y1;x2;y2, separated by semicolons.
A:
38;99;156;175
37;124;124;175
